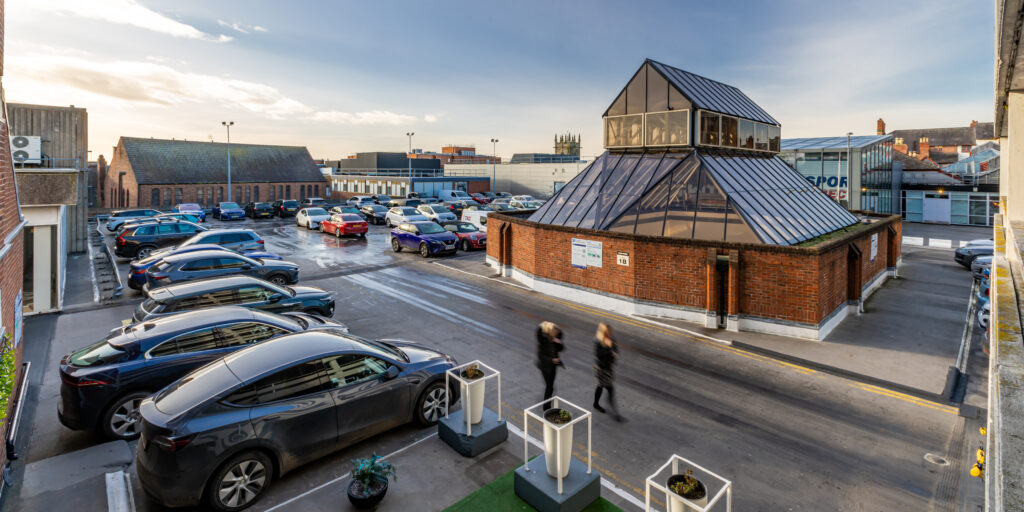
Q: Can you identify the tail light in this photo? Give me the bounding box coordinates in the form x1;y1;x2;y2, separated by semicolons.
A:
257;239;265;244
986;288;990;297
117;235;126;245
60;373;110;387
152;434;196;452
152;275;168;280
132;269;146;275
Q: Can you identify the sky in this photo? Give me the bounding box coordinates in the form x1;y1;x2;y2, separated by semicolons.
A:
5;0;995;162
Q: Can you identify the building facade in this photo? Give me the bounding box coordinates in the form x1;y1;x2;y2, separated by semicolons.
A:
327;174;489;200
897;149;1000;226
554;133;581;156
445;159;590;198
887;118;996;165
780;135;895;214
407;145;500;166
102;137;327;208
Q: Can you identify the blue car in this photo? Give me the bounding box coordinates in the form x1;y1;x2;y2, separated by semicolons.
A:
212;201;245;220
127;244;282;290
390;221;459;257
57;306;349;440
173;203;206;222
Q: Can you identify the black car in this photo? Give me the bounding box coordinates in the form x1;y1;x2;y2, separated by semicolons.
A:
134;275;335;322
372;194;391;205
244;202;274;219
106;209;163;232
58;306;349;440
145;250;300;288
272;199;300;217
359;204;388;225
385;198;421;208
115;221;207;259
119;214;201;235
136;331;457;510
955;242;994;268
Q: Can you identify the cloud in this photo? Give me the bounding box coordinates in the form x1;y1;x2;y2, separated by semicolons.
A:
253;26;268;33
217;20;267;34
310;110;418;125
28;0;231;42
424;114;438;123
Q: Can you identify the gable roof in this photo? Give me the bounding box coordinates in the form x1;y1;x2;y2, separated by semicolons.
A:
120;137;325;185
646;59;779;125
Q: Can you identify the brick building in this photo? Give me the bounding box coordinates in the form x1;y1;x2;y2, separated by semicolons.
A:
883;117;997;166
487;59;902;339
102;137;327;209
407;145;500;166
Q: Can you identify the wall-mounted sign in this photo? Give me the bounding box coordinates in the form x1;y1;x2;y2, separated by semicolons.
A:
586;240;603;268
870;233;878;261
617;251;629;266
571;238;603;269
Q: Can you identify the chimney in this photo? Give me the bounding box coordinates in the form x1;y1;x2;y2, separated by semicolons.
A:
919;137;930;160
970;120;978;127
877;118;886;135
894;137;907;154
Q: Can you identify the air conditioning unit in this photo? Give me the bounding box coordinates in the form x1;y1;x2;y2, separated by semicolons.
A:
10;135;41;164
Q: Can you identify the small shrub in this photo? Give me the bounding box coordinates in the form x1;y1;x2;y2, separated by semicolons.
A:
461;364;484;380
350;454;396;497
0;334;16;427
669;469;705;499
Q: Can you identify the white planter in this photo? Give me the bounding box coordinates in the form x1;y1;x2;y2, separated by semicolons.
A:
542;410;573;478
667;477;708;512
464;378;486;425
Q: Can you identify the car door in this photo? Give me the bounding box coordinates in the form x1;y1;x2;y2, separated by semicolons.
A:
176;257;221;282
238;285;300;313
219;233;244;251
143;326;237;388
235;359;341;467
211;255;250;278
398;224;415;249
321;354;409;444
169;223;202;246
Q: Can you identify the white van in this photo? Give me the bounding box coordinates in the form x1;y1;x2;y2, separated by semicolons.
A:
439;189;474;203
461;210;491;232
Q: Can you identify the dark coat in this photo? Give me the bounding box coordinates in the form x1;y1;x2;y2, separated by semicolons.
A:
536;327;563;370
594;337;619;371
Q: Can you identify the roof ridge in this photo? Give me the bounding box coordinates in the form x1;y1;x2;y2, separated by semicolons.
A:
646;58;742;91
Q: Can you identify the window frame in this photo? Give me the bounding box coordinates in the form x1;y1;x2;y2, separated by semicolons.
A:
146;325;222;359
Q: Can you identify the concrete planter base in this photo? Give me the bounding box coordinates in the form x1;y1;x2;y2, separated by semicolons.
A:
514;455;600;512
438;407;508;457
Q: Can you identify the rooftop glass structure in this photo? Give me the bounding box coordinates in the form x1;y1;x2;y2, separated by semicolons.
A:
530;59;858;246
780;135;894;214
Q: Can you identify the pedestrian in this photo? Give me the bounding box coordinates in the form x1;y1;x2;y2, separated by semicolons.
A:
593;322;624;422
536;321;563;410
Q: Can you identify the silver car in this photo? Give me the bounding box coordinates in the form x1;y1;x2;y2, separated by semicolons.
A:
296;207;331;229
385;207;430;226
417;204;458;223
971;255;993;280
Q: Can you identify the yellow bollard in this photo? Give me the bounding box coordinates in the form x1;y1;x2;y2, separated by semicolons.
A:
977;449;985;464
971;464;983;478
980;426;987;436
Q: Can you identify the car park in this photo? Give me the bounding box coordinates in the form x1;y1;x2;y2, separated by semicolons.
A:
133;275;335;322
510;199;543;209
128;244;282;290
150;229;266;259
390;221;458;257
385;206;429;226
115;221;207;259
212;202;245;221
296;207;331;229
106;209;163;232
442;221;487;251
319;213;368;238
488;202;517;212
301;197;327;208
145;250;300;288
417;204;458;224
347;195;376;207
272;199;301;217
173;203;206;222
244;202;274;219
135;330;457;510
359;204;388;224
328;205;367;221
438;189;474;203
372;194;392;205
971;255;993;280
461;210;491;232
57;306;349;441
955;241;994;268
470;192;491;204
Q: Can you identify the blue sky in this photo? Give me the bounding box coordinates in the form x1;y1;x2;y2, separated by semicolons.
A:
6;0;993;162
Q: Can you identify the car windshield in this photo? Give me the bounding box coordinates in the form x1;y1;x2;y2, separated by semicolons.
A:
254;203;270;208
493;204;514;210
474;205;494;211
430;206;448;213
454;223;478;233
400;208;419;215
283;200;299;207
179;203;200;210
418;223;445;234
341;214;363;222
453;191;471;197
308;198;326;205
345;334;407;361
341;207;359;213
368;205;387;212
220;202;240;209
305;208;328;216
141;298;161;312
69;339;126;367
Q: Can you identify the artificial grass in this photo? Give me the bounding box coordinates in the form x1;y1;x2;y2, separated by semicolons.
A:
443;465;622;512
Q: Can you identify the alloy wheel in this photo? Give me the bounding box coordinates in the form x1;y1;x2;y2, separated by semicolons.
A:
269;275;287;285
217;460;267;509
420;244;429;258
136;247;153;259
422;387;448;423
461;240;470;251
109;397;143;438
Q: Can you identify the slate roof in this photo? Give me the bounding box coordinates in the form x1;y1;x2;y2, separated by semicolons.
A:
974;122;995;140
120;137;325;185
647;59;779;126
891;127;976;152
893;150;941;170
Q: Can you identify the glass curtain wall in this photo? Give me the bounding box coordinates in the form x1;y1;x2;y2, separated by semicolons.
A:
860;139;893;214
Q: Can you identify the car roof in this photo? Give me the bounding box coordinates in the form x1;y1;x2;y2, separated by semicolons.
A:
149;275;269;299
410;221;439;228
198;228;254;235
223;331;361;381
163;249;247;263
112;306;258;347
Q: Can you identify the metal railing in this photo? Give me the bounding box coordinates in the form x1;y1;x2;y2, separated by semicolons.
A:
15;156;88;170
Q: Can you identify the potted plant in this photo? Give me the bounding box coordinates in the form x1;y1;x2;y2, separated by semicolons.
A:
460;364;486;425
347;454;396;509
542;408;573;478
667;469;708;511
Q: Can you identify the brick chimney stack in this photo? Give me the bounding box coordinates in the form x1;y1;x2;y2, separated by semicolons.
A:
918;137;930;160
877;118;886;135
894;137;907;154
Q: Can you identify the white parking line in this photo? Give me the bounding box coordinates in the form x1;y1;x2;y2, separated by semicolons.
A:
105;470;135;512
902;236;924;246
929;238;952;248
430;260;531;291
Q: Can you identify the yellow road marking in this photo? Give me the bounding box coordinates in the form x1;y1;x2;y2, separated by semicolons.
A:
849;383;958;415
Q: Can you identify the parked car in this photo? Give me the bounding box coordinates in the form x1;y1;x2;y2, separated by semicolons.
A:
442;221;486;251
319;213;368;238
438;189;474;203
328;205;367;221
150;229;266;260
145;250;300;288
488;202;517;212
510;199;543;209
978;276;990;305
115;221;207;259
385;207;430;227
212;202;245;221
272;199;301;217
128;245;281;290
118;214;201;236
390;222;458;257
301;197;327;208
511;195;537;202
346;195;376;207
417;204;458;224
971;255;993;280
463;204;494;212
372;194;392;205
955;241;994;268
470;192;491;204
244;202;274;219
461;210;491;233
296;207;331;229
57;307;348;440
106;209;162;232
359;204;389;224
978;300;990;329
482;192;498;200
495;192;512;198
384;198;421;208
173;203;206;222
135;330;457;510
133;275;335;322
442;200;469;219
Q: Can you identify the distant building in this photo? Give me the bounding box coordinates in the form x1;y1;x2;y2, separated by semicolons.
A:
102;137;326;208
553;133;581;156
780;134;895;213
407;145;500;166
881;117;996;165
326;175;490;200
446;159;590;198
896;146;1000;227
508;153;581;164
332;152;442;176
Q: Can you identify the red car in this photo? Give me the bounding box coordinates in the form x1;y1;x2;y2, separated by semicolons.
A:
471;192;491;204
320;213;368;238
442;221;487;251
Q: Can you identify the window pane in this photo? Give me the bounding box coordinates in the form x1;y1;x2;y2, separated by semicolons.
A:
755;124;768;151
663;159;701;238
645;110;688;146
323;355;389;388
739;120;754;149
156;224;175;234
646;66;668;112
173;328;221;354
721;117;738;147
669;86;688;111
217;257;247;269
237;286;274;303
699;112;720;146
626;66;646;115
768;125;781;152
599;152;671;229
219;323;286;347
605;115;643;148
549;153;620;225
692;170;728;241
607;90;626;117
724;200;760;243
254;360;326;403
634;172;674;236
576;153;640;229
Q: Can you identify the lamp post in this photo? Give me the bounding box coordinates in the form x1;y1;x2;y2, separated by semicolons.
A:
490;138;499;192
223;121;234;202
406;132;415;182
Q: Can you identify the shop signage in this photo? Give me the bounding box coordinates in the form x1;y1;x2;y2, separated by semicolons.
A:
571;238;603;269
870;234;878;261
616;251;630;266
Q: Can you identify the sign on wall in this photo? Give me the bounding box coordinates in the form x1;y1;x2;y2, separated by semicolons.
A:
870;233;878;262
586;240;603;268
617;251;630;266
571;238;604;269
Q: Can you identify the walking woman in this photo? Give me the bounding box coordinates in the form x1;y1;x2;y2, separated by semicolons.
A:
593;322;624;422
536;321;563;410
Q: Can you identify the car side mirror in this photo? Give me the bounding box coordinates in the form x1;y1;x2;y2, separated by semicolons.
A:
384;366;400;380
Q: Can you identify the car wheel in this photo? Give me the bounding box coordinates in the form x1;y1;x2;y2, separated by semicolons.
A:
415;382;449;425
461;240;471;251
385;218;392;227
307;221;314;230
319;223;325;233
135;246;155;259
206;451;273;512
419;243;430;258
100;391;150;440
391;238;402;252
267;274;289;286
359;232;366;238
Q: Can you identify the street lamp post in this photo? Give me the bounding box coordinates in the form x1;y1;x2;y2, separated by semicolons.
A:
490;138;499;192
223;121;234;202
846;131;853;209
406;132;415;183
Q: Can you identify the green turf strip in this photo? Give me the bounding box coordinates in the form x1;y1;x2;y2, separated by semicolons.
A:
443;465;622;512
